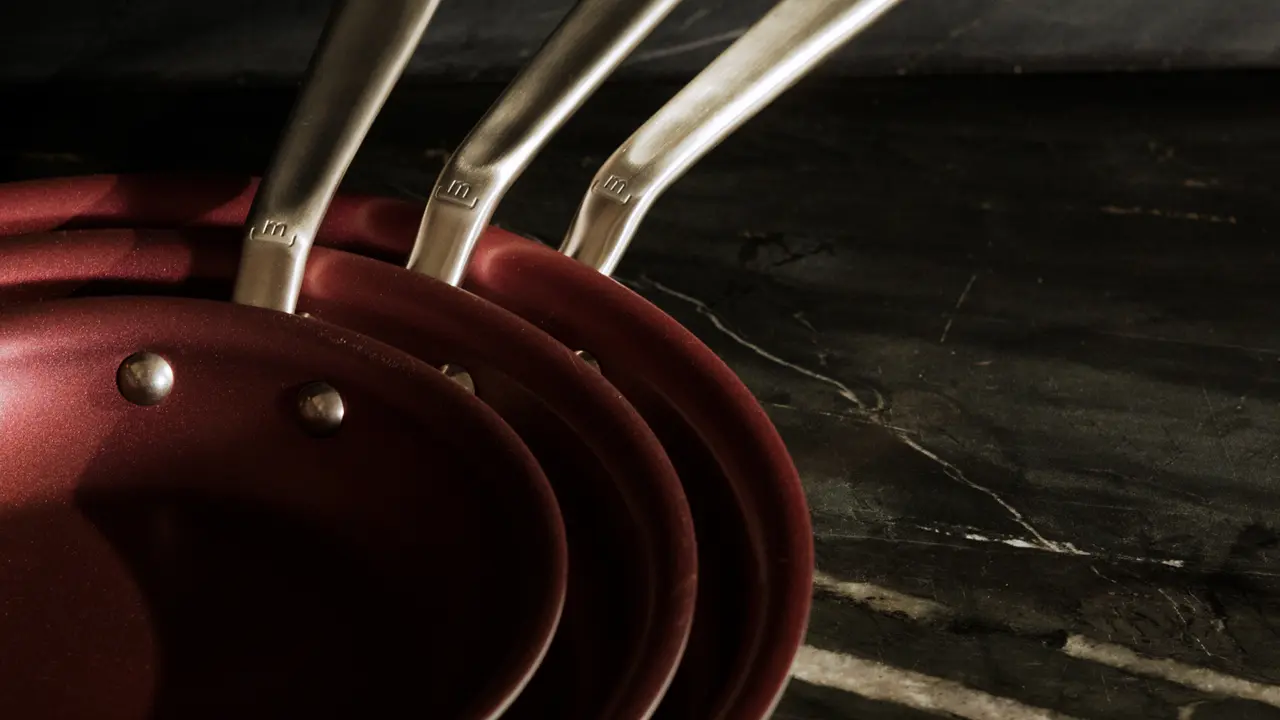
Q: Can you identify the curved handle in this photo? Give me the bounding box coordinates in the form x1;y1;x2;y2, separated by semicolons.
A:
233;0;442;313
560;0;903;276
405;0;684;286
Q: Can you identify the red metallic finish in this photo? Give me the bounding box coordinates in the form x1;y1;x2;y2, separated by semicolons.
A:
0;175;408;260
0;175;814;719
301;248;698;720
0;296;567;719
0;227;698;719
466;231;814;720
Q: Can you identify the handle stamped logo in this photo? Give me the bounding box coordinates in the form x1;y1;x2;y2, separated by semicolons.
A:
593;175;633;204
249;220;298;246
435;179;480;209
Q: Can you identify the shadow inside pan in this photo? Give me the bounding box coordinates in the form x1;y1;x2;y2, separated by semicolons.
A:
620;382;755;718
75;488;433;720
1;442;542;719
480;376;650;718
0;297;563;720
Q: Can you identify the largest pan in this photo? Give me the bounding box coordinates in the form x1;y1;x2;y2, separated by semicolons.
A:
0;173;814;718
0;250;569;718
0;223;698;719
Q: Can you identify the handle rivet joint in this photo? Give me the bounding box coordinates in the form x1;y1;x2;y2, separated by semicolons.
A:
297;381;345;436
440;364;475;394
117;351;175;406
575;350;600;371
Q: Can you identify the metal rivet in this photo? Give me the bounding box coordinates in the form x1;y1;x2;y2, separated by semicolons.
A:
117;351;174;406
575;350;600;371
440;364;475;394
297;381;345;436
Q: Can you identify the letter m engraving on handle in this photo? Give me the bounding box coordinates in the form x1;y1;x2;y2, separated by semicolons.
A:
435;179;479;209
593;175;632;204
249;220;296;245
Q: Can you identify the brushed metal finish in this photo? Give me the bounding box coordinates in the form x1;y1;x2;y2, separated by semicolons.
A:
560;0;904;275
296;381;346;436
440;363;476;394
116;351;174;406
233;0;442;312
406;0;684;286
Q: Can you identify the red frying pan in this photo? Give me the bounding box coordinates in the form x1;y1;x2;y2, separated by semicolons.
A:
0;172;813;718
469;233;812;718
0;0;700;704
0;272;567;718
0;222;698;719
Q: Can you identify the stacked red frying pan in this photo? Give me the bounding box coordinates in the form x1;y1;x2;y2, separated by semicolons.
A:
0;0;901;717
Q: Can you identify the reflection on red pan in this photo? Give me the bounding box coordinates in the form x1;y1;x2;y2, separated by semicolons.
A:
0;224;697;719
467;233;813;718
0;293;566;720
0;174;813;718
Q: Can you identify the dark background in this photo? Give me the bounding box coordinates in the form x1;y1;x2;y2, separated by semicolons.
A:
3;0;1280;82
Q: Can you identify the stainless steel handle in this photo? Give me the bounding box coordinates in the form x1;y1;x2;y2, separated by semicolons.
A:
406;0;684;286
560;0;904;276
233;0;442;313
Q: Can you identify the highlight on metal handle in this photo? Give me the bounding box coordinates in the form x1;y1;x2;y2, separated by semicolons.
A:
406;0;685;286
560;0;904;276
233;0;442;313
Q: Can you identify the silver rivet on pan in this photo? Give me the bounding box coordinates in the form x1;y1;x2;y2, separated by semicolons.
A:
575;350;600;371
117;351;174;406
297;381;345;436
440;364;475;394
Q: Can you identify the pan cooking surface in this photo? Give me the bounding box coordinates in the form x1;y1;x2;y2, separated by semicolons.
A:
0;295;565;719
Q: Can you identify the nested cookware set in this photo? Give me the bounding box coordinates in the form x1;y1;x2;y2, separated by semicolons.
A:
0;0;902;717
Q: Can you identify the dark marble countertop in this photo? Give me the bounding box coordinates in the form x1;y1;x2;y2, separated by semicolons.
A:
4;71;1279;719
